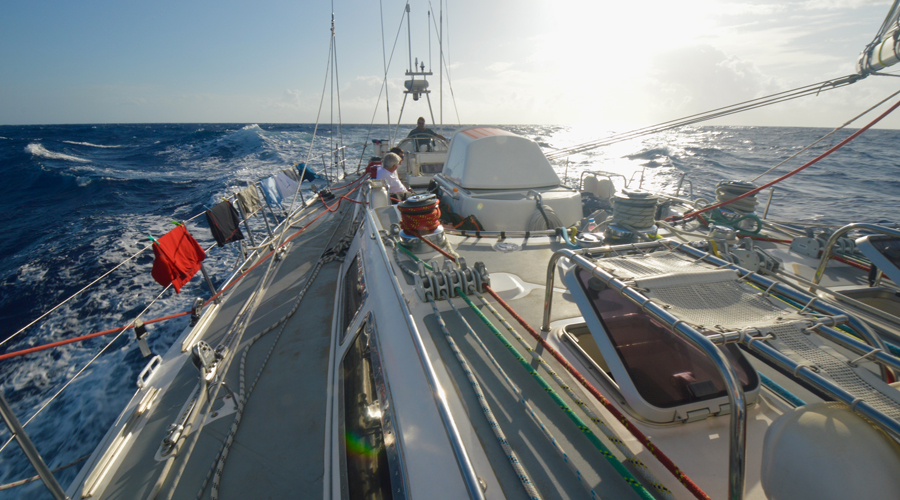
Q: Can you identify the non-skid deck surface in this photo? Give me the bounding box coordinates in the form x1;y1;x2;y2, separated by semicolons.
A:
404;234;645;499
99;203;352;500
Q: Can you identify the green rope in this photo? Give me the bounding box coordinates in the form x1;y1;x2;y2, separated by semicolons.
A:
455;287;656;500
396;244;433;269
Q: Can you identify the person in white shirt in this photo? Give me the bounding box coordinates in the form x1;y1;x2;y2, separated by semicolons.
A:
375;152;408;199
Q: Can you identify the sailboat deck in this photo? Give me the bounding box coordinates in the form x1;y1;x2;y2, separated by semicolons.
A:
76;201;353;500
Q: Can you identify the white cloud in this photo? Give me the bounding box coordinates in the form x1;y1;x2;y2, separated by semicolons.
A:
487;62;514;73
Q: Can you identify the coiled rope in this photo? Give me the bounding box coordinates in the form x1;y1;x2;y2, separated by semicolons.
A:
197;206;358;500
527;205;563;231
715;181;759;214
611;192;658;230
398;196;442;234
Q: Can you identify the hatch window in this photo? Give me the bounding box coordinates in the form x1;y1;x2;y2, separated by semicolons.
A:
576;267;758;409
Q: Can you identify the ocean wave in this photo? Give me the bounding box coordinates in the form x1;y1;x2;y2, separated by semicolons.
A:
626;147;671;161
25;143;90;163
61;141;127;149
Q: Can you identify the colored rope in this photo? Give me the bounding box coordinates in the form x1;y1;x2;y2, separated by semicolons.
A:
399;199;441;234
445;295;602;499
429;295;543;500
482;285;711;500
412;229;458;261
0;311;190;361
472;291;676;499
455;288;656;500
677;95;900;222
759;373;806;408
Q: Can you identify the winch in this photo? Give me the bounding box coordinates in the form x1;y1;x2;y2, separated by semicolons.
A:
396;193;447;252
605;189;658;243
708;180;762;234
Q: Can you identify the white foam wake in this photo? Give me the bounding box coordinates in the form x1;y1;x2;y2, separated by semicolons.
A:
25;143;90;163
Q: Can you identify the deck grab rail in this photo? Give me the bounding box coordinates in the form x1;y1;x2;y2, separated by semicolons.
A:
542;245;749;500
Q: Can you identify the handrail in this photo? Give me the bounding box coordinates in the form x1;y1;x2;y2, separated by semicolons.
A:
668;240;900;440
367;209;486;500
670;240;897;382
812;223;900;287
543;246;748;500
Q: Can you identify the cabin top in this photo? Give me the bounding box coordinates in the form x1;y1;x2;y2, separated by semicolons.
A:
441;127;560;190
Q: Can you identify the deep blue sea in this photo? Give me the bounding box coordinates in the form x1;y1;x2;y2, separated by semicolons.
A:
0;123;897;497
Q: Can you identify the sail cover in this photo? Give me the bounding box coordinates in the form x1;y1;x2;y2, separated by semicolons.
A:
858;0;900;75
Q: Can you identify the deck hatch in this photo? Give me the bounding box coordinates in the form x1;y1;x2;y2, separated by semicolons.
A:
566;265;760;422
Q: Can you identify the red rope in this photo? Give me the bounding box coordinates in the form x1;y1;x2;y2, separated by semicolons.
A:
399;200;441;234
483;284;711;500
0;311;190;361
675;97;900;222
329;171;370;191
413;230;457;261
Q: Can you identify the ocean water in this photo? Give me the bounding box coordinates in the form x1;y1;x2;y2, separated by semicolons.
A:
0;122;897;497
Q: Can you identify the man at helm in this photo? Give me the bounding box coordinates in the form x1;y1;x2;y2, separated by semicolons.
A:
407;117;447;151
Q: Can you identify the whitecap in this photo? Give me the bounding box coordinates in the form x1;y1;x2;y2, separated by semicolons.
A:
62;141;127;149
25;143;90;163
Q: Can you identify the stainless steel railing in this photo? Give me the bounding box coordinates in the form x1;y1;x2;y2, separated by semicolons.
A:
542;244;748;500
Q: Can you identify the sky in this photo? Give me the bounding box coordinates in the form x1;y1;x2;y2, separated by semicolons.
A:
2;0;900;128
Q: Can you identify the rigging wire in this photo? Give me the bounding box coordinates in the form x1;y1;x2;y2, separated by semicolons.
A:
355;3;409;173
677;92;900;221
545;75;861;160
428;1;461;125
333;22;347;176
750;87;900;182
0;284;173;456
1;245;151;349
380;0;392;130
